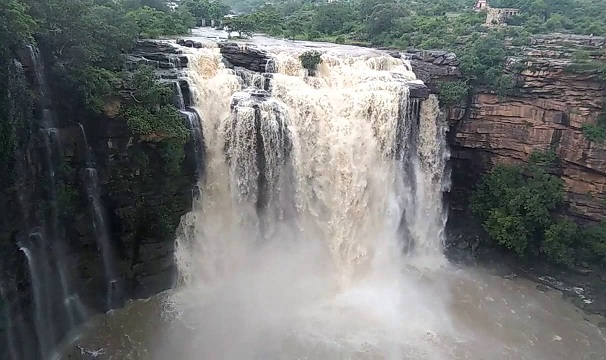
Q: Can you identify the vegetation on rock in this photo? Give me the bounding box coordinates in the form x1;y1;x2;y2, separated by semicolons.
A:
0;0;199;181
437;80;470;105
582;120;606;143
472;150;606;266
299;51;323;74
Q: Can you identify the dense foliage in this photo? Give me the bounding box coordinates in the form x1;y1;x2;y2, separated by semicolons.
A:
222;0;606;97
437;80;470;105
127;5;195;38
299;51;323;73
472;150;606;266
183;0;230;26
0;0;205;178
582;117;606;142
0;0;36;181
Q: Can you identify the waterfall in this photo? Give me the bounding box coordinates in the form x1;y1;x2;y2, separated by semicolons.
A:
174;79;205;178
19;234;55;358
19;44;88;358
168;43;452;358
79;124;120;310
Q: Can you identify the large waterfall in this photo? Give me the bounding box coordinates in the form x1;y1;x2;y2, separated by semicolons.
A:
168;42;452;358
53;35;606;360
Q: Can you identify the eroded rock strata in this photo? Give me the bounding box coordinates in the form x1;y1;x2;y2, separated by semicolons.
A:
411;34;606;223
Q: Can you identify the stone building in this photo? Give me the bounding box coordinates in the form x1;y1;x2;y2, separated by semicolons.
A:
474;0;519;26
474;0;488;10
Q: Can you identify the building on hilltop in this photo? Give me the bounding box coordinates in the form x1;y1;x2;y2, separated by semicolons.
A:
474;0;519;26
474;0;488;10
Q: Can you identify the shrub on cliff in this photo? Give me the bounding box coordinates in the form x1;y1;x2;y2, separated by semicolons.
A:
581;222;606;265
471;152;566;261
582;114;606;143
437;80;469;105
121;66;189;173
122;66;189;142
542;219;578;266
299;51;323;75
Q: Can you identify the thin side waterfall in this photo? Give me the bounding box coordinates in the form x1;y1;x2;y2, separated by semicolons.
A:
173;82;186;110
168;54;183;69
19;235;54;358
0;278;27;360
181;109;204;174
168;44;452;358
174;80;205;178
79;124;119;309
24;44;87;358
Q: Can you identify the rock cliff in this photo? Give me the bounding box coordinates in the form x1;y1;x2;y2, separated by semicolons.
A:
0;40;197;359
415;34;606;223
408;35;606;317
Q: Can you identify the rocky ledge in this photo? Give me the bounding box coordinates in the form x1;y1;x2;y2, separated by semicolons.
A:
438;35;606;222
178;40;431;99
405;49;462;91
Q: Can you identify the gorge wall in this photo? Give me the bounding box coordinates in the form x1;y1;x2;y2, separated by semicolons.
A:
2;31;606;358
410;34;606;223
0;41;197;359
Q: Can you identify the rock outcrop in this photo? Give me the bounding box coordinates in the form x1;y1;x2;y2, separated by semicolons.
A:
424;34;606;222
405;49;462;91
0;40;197;359
213;42;433;99
219;42;271;72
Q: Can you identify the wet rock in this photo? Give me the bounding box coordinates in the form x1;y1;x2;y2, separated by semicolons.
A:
456;240;469;250
134;40;180;55
177;39;203;48
504;273;517;280
218;42;270;73
408;82;430;100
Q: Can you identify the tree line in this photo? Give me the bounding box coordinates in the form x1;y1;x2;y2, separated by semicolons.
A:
0;0;232;182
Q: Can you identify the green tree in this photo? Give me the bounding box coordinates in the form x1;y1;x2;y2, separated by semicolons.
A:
542;219;577;265
127;5;194;38
225;15;254;37
312;3;354;35
471;155;565;258
437;80;469;105
299;50;322;74
183;0;230;25
365;3;408;42
0;0;37;50
582;223;606;264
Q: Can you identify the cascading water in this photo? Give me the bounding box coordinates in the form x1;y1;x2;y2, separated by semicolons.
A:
173;82;205;176
169;43;453;359
54;35;606;360
19;235;54;358
80;123;120;309
21;44;87;358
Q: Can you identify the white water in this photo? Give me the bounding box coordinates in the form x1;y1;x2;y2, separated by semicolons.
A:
56;34;606;360
169;41;453;359
22;45;87;358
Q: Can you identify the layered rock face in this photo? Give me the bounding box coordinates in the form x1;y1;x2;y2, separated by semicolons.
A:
418;34;606;222
0;41;196;359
